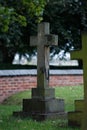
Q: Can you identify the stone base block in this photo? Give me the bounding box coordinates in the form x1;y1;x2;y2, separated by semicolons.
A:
13;97;66;121
68;111;82;126
13;111;67;121
23;98;64;113
32;88;55;99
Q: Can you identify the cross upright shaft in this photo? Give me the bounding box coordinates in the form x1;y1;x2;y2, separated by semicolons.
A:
30;22;58;89
71;32;87;130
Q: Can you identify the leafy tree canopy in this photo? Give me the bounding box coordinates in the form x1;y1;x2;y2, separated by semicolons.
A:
1;0;87;63
43;0;87;54
0;0;46;63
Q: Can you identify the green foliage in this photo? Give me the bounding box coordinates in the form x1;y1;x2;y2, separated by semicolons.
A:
43;0;87;50
0;0;46;63
1;0;87;63
0;5;26;33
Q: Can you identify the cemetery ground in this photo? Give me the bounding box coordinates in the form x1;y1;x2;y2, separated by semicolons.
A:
0;85;83;130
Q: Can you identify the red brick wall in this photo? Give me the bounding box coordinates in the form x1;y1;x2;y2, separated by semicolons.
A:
49;75;83;86
0;75;83;103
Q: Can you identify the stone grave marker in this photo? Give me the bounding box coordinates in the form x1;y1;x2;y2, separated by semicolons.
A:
68;32;87;130
13;22;66;121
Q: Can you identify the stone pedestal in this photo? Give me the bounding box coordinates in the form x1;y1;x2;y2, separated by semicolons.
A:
68;100;83;126
13;88;67;121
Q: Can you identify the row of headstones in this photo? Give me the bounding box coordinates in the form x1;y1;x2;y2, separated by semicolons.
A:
13;22;87;130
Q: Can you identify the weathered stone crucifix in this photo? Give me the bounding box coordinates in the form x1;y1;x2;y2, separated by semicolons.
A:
70;32;87;130
13;22;65;121
30;22;58;99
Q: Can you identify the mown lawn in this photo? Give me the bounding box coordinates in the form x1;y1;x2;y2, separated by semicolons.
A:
0;85;83;130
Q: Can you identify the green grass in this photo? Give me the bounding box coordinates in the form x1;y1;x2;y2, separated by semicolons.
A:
0;85;83;130
3;90;31;105
55;85;84;111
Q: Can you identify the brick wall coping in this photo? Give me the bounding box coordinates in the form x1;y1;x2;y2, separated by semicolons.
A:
0;69;83;76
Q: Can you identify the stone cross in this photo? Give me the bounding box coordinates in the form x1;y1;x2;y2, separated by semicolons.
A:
70;32;87;130
30;22;58;90
13;22;66;120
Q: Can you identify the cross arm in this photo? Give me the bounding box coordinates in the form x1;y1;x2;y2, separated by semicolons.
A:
44;34;58;46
